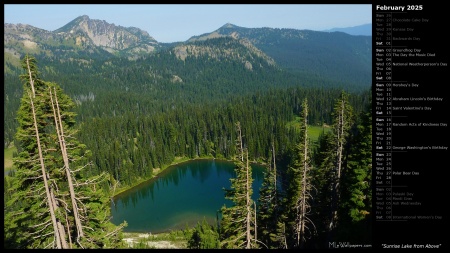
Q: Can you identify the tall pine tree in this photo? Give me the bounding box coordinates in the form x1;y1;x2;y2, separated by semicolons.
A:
219;122;258;249
328;91;353;233
4;55;126;249
310;91;354;247
256;141;279;249
337;92;372;243
283;98;315;248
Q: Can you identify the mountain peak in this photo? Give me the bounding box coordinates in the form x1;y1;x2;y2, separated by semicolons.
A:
52;15;158;54
78;15;90;21
61;15;91;29
222;23;237;29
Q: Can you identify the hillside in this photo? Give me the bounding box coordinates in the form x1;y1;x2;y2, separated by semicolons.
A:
189;23;372;87
323;23;372;36
4;16;372;147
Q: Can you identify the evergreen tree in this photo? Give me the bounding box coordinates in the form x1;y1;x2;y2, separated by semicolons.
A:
310;130;334;245
344;95;372;221
187;218;220;249
283;98;315;248
309;91;355;247
4;55;126;249
337;93;372;243
329;91;353;231
5;55;67;248
219;122;258;249
272;214;289;249
256;142;279;249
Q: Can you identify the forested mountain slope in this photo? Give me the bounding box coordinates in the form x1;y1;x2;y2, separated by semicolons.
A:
189;23;372;87
4;16;371;148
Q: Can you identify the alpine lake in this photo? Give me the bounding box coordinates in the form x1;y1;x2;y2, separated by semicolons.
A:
111;159;266;233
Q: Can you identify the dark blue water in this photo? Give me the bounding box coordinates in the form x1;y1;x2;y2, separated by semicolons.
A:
111;159;265;233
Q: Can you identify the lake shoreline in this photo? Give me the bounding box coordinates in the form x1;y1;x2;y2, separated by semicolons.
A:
111;156;233;198
112;157;267;236
111;156;267;198
122;231;188;248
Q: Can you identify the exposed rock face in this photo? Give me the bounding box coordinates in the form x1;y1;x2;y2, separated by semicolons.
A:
59;15;158;52
4;15;160;58
4;23;57;60
171;75;183;83
172;37;275;69
244;60;253;71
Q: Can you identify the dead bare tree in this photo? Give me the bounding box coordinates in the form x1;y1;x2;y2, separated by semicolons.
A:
28;91;68;249
25;56;36;97
295;99;316;248
49;87;84;242
329;96;346;232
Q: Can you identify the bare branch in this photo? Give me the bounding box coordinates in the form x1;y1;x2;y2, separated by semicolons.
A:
44;240;54;249
29;217;52;230
33;231;54;239
30;221;53;236
105;223;127;238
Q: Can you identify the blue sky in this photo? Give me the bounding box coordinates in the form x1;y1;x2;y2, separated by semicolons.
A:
4;4;371;43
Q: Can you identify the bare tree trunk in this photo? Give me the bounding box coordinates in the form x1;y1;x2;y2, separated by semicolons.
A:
282;223;288;249
246;151;252;249
254;201;257;243
337;99;344;186
329;99;345;232
299;107;309;248
49;187;68;248
236;122;244;162
57;220;69;249
29;92;68;248
25;57;36;97
49;184;58;212
272;142;276;195
49;87;84;239
64;209;73;248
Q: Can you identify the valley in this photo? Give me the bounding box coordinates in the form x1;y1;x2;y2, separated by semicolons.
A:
4;15;372;249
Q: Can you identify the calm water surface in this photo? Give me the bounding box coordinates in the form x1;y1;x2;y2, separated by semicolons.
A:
111;159;265;233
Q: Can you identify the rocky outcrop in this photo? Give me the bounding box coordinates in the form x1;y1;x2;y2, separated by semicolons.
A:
4;15;161;59
56;15;158;52
173;36;275;69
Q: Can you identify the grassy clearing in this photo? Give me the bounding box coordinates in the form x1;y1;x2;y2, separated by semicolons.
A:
286;116;331;144
308;125;331;144
4;146;17;172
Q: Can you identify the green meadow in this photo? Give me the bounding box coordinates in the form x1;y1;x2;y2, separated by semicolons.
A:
286;116;331;145
4;146;16;173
